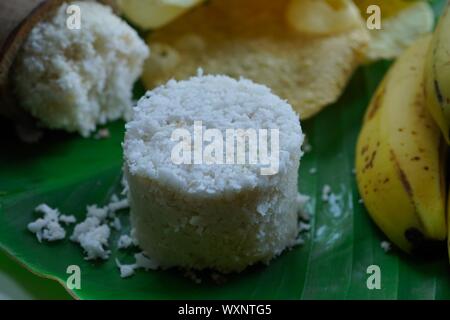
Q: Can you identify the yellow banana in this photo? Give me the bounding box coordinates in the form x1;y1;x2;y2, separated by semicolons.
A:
424;2;450;143
356;36;447;253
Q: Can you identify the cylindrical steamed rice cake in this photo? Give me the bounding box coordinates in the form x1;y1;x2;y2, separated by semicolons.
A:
124;74;304;273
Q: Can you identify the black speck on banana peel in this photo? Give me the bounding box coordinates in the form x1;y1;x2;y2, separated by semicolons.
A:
405;228;447;259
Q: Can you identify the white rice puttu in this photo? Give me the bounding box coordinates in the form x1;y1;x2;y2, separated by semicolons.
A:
123;74;304;273
13;1;149;137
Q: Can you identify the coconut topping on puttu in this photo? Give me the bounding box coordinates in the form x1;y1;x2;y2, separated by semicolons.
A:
124;74;304;198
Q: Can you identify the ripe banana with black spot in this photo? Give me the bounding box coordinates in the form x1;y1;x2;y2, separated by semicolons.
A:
356;36;447;253
424;2;450;143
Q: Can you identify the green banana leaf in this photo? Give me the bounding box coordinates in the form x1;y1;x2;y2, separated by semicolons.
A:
0;0;449;300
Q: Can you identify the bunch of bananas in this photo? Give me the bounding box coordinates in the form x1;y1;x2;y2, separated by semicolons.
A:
356;2;450;258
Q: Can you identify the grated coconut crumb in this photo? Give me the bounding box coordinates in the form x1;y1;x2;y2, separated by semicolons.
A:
381;241;392;252
117;234;134;249
116;252;159;278
28;204;66;242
